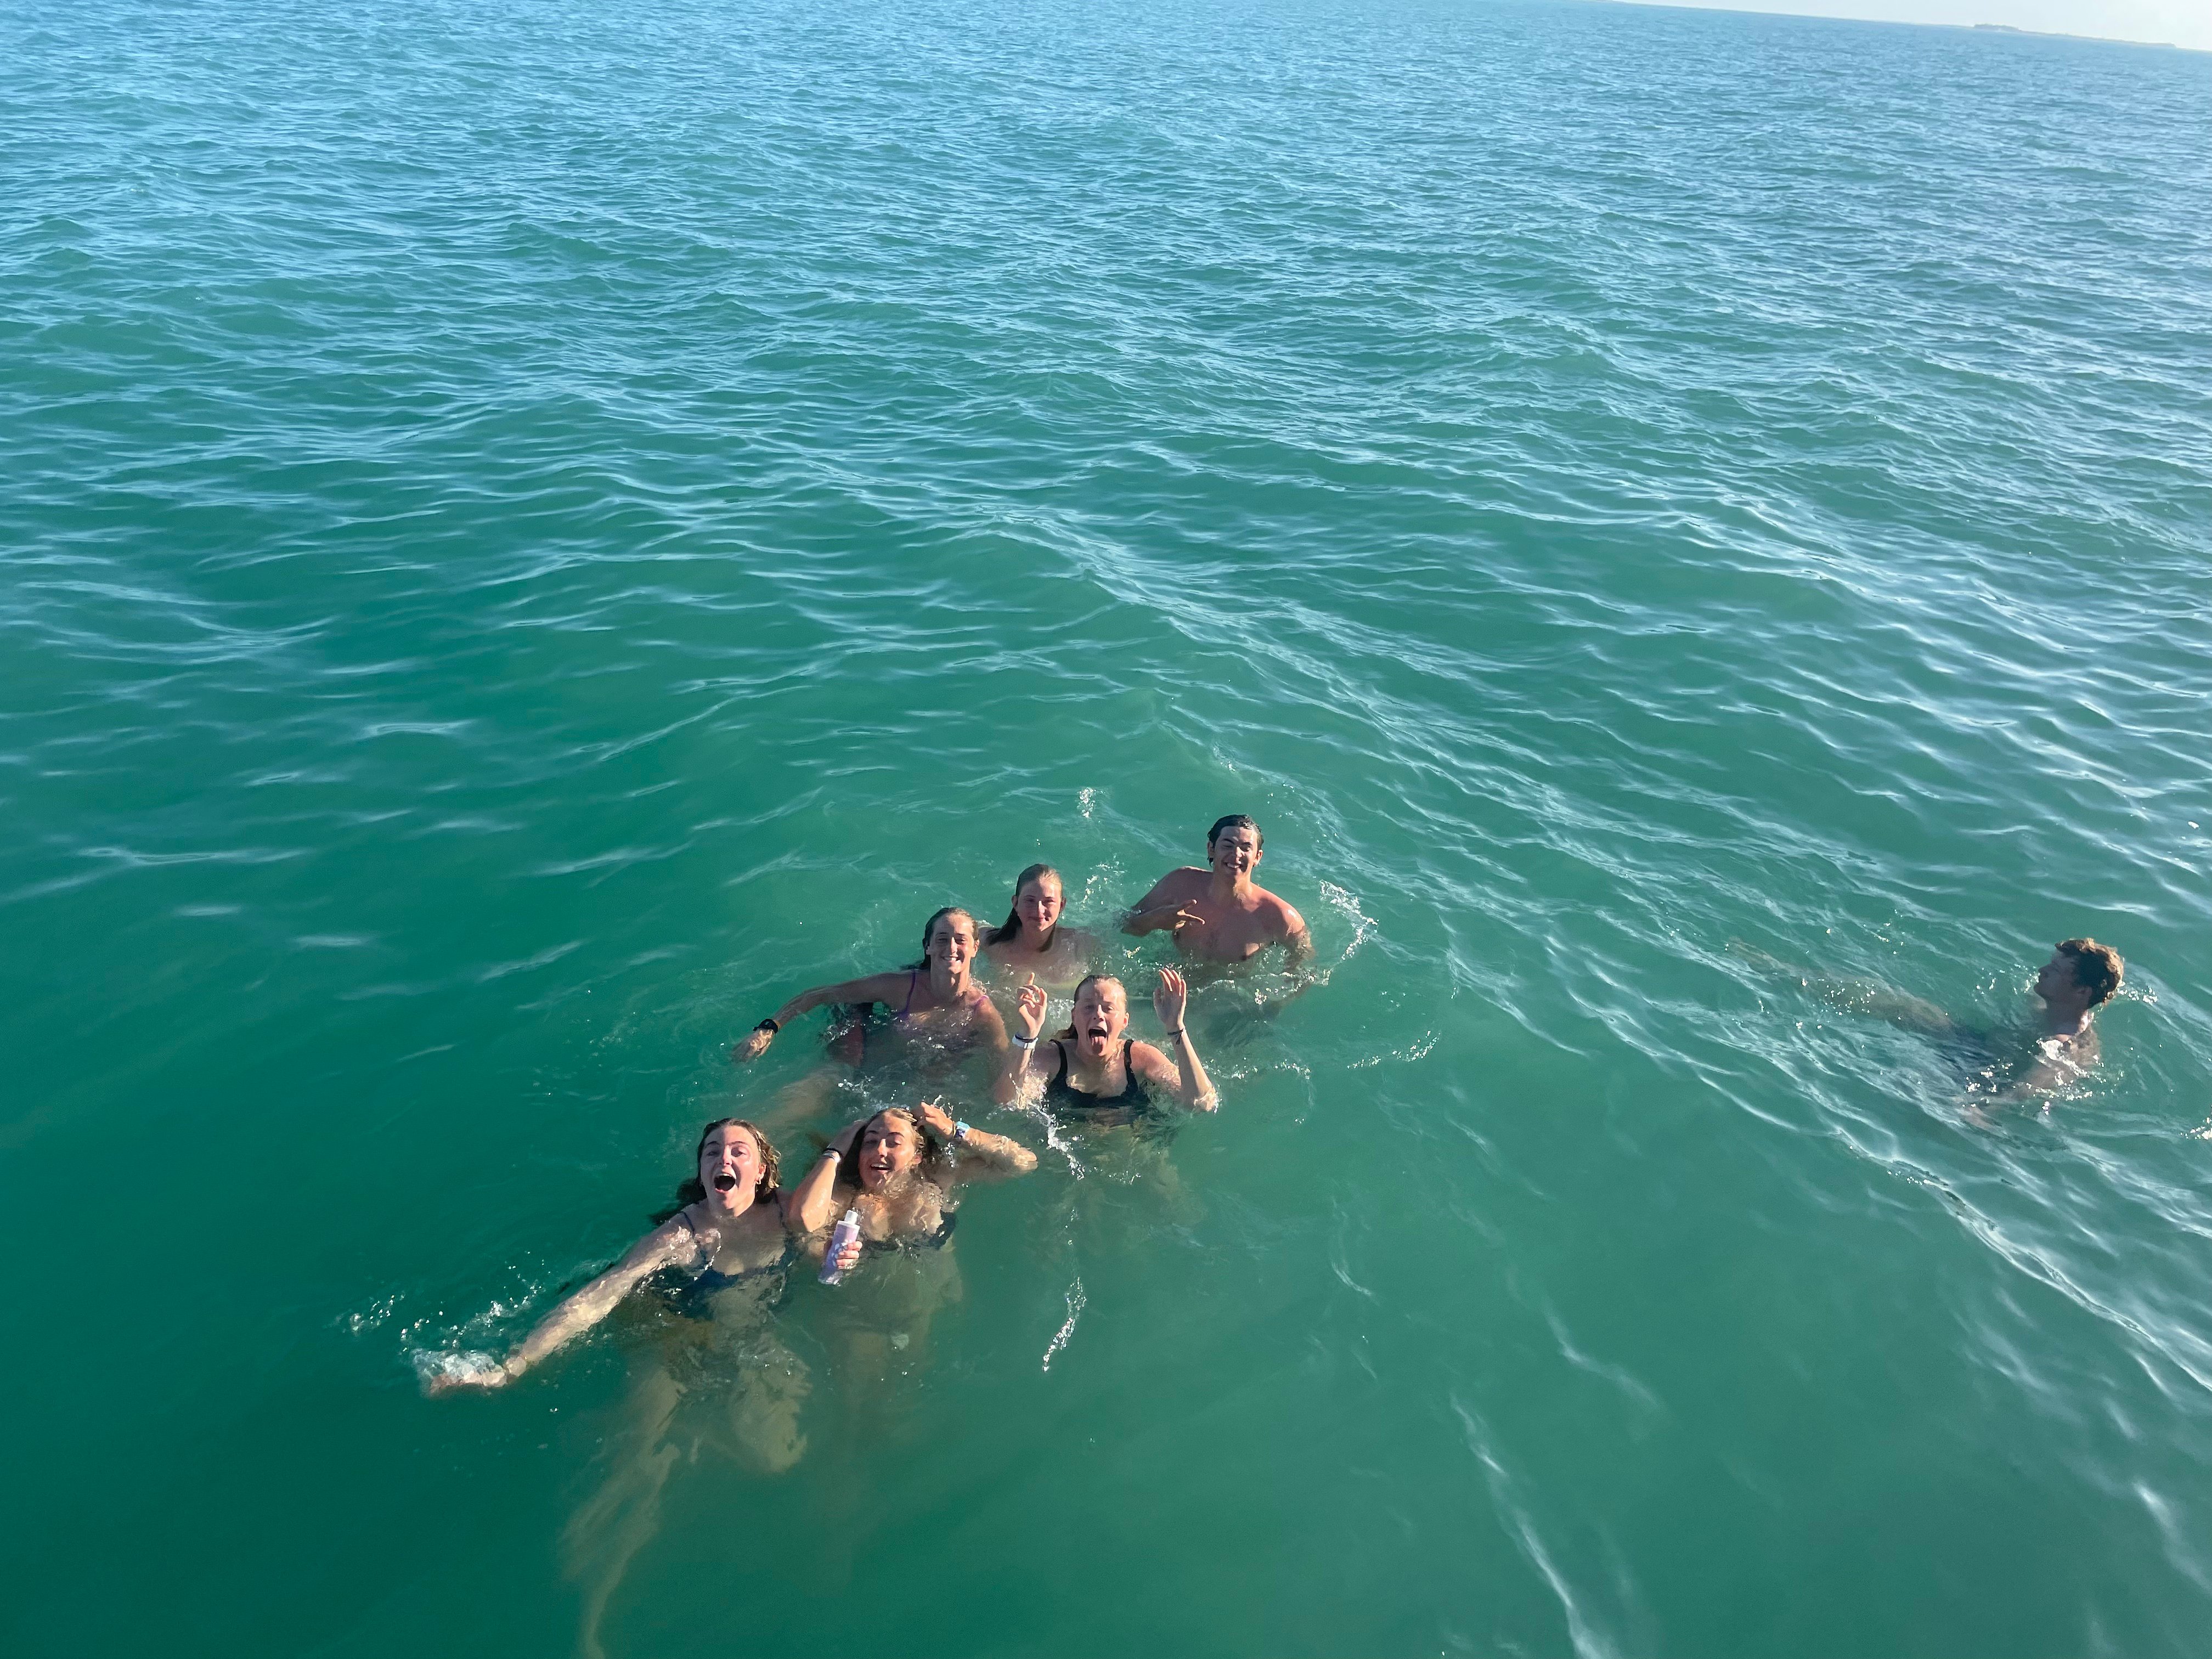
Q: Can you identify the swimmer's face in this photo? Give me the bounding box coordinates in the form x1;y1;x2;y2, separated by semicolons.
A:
699;1125;763;1206
1015;874;1063;939
2034;950;2080;1006
1209;824;1262;882
1071;978;1128;1059
856;1113;921;1191
928;914;977;976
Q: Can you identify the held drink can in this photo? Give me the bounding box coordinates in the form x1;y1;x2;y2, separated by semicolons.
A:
820;1207;862;1285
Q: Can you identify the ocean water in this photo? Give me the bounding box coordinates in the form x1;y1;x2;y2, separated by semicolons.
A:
4;0;2211;1652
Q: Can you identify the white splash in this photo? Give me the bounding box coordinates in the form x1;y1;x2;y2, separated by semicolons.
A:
1042;1276;1086;1372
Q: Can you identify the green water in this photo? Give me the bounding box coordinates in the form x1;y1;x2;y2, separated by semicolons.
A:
5;0;2211;1652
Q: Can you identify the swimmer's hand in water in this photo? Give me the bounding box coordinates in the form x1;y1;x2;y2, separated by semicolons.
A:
424;1352;516;1396
916;1098;958;1140
1153;966;1189;1034
731;1024;775;1063
1013;975;1047;1043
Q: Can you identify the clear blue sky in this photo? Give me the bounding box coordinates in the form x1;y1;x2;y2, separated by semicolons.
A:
1616;0;2210;52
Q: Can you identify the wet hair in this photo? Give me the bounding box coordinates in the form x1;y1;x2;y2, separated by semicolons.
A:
837;1107;951;1192
986;864;1061;948
911;905;979;970
1056;973;1127;1041
2056;938;2124;1007
655;1118;780;1222
1207;814;1262;850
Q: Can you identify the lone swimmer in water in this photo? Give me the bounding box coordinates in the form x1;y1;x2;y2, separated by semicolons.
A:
1735;936;2124;1120
1122;814;1312;969
428;1118;798;1394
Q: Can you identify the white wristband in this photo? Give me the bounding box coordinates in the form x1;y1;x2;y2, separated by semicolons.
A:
1012;1034;1037;1049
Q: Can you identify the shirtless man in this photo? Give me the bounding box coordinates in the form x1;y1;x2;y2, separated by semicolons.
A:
1733;935;2124;1120
1122;814;1312;969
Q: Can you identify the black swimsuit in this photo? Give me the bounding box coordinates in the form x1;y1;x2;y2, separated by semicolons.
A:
664;1211;792;1319
1044;1039;1160;1130
859;1207;958;1255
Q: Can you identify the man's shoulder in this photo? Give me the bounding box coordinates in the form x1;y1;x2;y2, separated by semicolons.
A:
1254;885;1306;935
1156;865;1210;892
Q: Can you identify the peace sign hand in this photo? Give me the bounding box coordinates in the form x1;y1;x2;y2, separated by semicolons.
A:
1014;974;1048;1042
916;1099;957;1140
1154;966;1189;1034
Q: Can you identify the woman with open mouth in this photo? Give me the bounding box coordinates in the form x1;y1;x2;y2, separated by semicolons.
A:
431;1118;813;1654
787;1100;1036;1384
428;1116;802;1396
996;968;1219;1128
979;862;1097;994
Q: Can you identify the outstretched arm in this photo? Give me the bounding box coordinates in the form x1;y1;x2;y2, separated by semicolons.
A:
1729;941;1956;1036
430;1222;691;1394
733;971;908;1061
1122;872;1204;939
917;1099;1036;1183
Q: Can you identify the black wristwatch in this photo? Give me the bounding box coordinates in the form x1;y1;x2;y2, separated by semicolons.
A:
755;1018;780;1035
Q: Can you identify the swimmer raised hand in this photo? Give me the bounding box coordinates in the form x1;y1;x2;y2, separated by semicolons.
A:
1153;965;1189;1033
1012;974;1048;1045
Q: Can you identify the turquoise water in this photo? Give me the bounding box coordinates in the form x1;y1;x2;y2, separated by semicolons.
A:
5;0;2212;1651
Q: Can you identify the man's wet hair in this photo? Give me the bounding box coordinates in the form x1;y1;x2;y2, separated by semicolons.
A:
1207;814;1262;850
2056;938;2124;1007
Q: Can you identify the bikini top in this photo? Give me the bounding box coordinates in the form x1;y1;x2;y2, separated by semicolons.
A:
1044;1039;1158;1127
858;1205;958;1255
895;969;991;1030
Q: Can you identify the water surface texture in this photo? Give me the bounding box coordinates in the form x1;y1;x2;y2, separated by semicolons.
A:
5;0;2211;1653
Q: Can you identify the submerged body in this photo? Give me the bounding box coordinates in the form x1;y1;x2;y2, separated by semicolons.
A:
1735;936;2125;1122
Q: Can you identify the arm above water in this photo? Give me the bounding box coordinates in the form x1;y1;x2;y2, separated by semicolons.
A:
1122;870;1206;938
429;1221;693;1395
733;971;909;1060
994;976;1049;1108
1140;967;1218;1110
787;1120;863;1234
917;1099;1036;1183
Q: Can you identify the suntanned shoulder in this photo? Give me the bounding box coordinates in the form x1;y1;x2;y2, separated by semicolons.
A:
1131;866;1210;909
1262;891;1306;939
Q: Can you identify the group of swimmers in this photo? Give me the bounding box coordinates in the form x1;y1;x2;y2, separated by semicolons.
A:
432;803;2128;1400
431;812;1308;1396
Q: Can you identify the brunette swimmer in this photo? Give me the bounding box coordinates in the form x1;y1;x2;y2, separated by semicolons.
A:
428;1119;795;1394
997;968;1218;1118
734;906;1008;1067
1123;814;1312;969
1733;935;2125;1122
978;862;1097;992
789;1102;1037;1271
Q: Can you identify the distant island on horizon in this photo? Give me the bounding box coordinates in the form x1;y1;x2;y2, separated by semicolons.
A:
1971;20;2181;48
